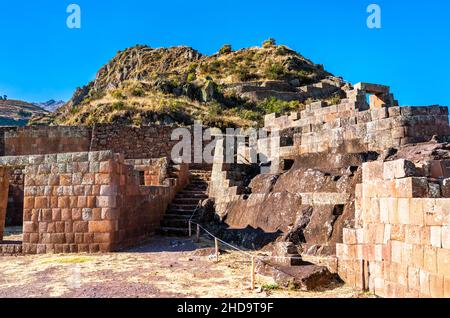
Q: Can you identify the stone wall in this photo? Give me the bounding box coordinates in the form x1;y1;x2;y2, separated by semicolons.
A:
337;160;450;298
263;83;449;161
0;124;213;169
90;125;178;160
2;126;91;156
265;104;449;157
125;158;169;186
0;167;9;240
0;151;189;254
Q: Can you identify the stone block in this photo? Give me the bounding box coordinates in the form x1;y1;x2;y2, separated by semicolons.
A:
89;244;100;253
441;179;450;197
430;226;442;248
442;226;450;249
424;246;438;273
405;225;422;245
73;221;88;233
409;198;424;225
398;198;410;224
362;161;384;182
88;220;116;233
436;248;450;277
391;241;403;264
95;173;112;185
96;196;117;208
419;270;431;295
383;160;416;180
395;178;429;198
391;225;406;243
412;244;424;268
94;233;112;243
429;273;444;298
78;244;89;253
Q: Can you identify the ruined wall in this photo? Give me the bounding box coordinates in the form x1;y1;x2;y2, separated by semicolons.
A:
0;124;212;169
337;160;450;298
125;158;169;186
2;126;91;156
90;125;179;160
265;104;449;156
0;151;188;254
0;167;9;240
0;125;182;160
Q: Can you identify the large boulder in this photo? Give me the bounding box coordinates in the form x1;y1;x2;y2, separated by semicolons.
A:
249;174;279;193
256;261;338;291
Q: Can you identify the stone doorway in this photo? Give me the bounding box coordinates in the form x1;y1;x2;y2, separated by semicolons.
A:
0;166;24;244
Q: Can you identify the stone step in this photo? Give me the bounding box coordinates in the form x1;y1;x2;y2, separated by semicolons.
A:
164;214;192;219
172;198;203;205
170;203;198;209
161;218;190;228
166;209;196;216
184;185;208;191
157;227;191;237
175;193;207;199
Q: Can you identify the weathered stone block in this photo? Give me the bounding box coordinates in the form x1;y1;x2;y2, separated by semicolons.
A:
383;160;416;180
88;220;116;233
430;226;442;248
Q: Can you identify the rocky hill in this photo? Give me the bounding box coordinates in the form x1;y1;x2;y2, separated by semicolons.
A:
0;99;49;126
43;40;349;128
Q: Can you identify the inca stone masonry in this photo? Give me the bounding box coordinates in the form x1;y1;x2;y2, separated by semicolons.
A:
0;82;449;298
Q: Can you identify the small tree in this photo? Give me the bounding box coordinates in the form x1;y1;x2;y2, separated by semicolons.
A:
3;95;7;100
262;38;276;48
218;44;232;55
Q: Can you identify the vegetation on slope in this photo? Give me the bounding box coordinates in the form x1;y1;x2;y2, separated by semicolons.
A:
37;40;345;128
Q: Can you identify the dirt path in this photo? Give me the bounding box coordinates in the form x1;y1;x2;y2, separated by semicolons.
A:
0;237;367;298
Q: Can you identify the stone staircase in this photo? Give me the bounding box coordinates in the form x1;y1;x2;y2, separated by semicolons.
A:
159;170;211;236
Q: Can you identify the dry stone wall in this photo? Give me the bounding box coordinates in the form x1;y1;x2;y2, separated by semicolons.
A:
0;124;212;169
2;126;91;156
265;104;449;157
337;160;450;298
0;150;189;254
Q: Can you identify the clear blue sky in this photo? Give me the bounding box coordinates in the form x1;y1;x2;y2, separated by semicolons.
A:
0;0;449;107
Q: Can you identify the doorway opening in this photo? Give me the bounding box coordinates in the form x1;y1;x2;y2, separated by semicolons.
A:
1;166;24;243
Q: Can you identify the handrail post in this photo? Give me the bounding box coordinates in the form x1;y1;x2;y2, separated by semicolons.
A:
215;238;219;262
251;256;255;290
188;221;192;237
195;224;200;243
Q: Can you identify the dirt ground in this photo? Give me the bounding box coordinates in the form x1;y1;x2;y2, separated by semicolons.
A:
0;236;370;298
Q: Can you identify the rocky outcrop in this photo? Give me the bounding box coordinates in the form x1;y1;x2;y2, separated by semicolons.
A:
256;260;338;291
50;43;346;127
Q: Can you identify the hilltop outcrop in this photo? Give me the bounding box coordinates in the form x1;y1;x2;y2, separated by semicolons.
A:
46;42;346;127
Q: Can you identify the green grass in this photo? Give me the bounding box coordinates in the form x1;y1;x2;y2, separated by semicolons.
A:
39;256;95;264
262;283;280;290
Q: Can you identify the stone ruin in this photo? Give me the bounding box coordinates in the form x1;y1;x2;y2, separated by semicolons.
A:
0;124;195;254
0;82;449;298
207;82;450;297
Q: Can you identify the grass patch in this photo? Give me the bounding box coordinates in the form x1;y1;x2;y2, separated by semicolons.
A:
262;283;280;290
39;256;95;264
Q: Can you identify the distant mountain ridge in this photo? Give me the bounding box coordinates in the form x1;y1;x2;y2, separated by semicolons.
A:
0;99;49;126
32;100;66;112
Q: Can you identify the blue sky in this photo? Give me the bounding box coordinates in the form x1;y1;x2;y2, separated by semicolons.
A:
0;0;449;107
